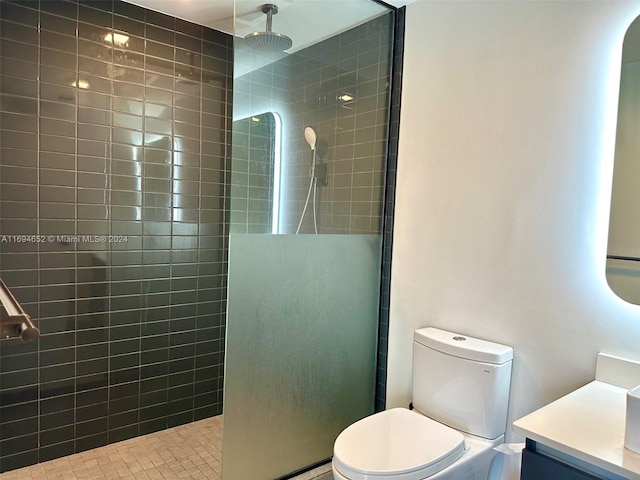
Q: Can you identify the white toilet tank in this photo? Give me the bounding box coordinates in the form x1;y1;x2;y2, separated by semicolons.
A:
412;327;513;441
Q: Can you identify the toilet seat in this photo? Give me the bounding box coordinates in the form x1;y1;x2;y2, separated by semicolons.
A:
333;408;466;480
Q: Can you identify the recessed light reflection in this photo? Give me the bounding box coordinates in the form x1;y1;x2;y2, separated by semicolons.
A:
72;79;90;89
104;32;130;47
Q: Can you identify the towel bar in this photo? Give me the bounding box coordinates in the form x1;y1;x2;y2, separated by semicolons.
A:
0;278;39;343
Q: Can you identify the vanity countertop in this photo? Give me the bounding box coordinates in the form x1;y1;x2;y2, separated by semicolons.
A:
513;380;640;479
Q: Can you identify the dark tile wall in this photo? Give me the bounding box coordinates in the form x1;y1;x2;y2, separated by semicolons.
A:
0;0;231;472
376;6;405;412
284;14;394;234
232;14;394;236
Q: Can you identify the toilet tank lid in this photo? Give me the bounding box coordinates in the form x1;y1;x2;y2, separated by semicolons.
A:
414;327;513;364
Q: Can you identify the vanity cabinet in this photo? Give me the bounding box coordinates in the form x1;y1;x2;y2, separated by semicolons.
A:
520;439;603;480
513;374;640;480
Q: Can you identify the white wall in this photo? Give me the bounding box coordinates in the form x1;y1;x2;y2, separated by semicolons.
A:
390;0;640;440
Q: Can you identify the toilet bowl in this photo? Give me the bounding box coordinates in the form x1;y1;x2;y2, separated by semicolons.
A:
332;408;502;480
331;328;513;480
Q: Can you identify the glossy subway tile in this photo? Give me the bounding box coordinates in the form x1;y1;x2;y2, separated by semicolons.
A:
0;0;231;473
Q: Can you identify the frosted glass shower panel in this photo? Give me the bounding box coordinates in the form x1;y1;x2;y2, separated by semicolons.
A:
223;234;381;479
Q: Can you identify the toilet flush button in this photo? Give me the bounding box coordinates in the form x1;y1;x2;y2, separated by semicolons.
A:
453;336;466;341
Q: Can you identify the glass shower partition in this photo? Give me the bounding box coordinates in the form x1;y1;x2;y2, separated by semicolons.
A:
223;2;395;478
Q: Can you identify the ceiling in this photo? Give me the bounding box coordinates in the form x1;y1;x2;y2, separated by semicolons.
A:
126;0;415;53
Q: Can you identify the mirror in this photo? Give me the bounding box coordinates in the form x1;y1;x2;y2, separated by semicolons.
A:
230;112;281;234
606;15;640;304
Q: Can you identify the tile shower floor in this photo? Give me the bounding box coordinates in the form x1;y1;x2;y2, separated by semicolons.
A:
0;416;332;480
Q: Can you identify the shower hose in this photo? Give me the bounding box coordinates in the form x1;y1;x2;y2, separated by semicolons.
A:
296;149;318;234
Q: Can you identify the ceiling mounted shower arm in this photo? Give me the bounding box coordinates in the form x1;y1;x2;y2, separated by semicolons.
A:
244;3;292;52
263;4;277;33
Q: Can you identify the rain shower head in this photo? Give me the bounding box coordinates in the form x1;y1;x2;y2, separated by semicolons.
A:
244;4;293;52
304;127;317;150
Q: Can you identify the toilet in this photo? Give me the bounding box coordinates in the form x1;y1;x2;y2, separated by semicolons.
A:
332;327;513;480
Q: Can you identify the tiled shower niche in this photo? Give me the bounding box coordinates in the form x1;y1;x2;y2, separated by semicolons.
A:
0;0;231;472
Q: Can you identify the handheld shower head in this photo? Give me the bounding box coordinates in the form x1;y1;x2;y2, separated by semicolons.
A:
304;127;317;150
